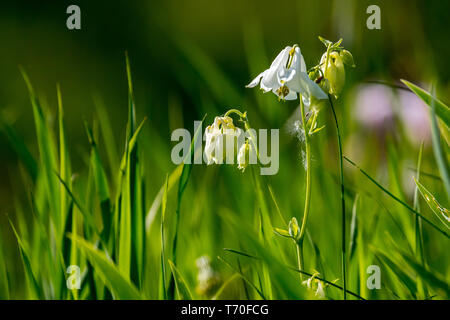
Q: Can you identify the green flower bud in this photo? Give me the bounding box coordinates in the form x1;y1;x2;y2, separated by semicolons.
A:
308;69;319;81
340;49;355;68
288;217;300;241
320;51;346;98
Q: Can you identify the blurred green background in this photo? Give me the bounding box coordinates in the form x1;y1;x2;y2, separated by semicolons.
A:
0;0;449;299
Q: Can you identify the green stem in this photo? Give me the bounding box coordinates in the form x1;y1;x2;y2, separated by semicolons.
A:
328;95;347;300
296;242;304;282
414;142;427;298
297;95;312;282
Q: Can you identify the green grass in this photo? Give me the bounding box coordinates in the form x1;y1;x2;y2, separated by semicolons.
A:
0;42;449;300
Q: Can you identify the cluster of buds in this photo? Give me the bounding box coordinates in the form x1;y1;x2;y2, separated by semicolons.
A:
308;37;355;99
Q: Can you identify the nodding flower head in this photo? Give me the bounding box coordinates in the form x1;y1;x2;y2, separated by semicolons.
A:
204;116;242;165
246;45;327;104
302;272;327;299
195;256;221;298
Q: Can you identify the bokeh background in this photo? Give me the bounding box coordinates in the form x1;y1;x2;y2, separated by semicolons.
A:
0;0;449;299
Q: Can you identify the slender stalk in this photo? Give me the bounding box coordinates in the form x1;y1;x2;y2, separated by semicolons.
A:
297;95;312;282
295;242;304;282
328;95;347;300
413;142;427;298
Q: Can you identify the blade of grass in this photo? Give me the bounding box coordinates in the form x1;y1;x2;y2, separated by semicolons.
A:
401;80;450;127
145;165;183;232
168;115;205;298
223;247;365;300
414;178;450;229
167;259;193;300
160;174;169;299
429;86;450;201
85;122;112;241
0;228;10;299
372;247;417;298
21;68;61;236
9;219;42;299
69;235;142;300
0;121;38;182
413;142;428;298
218;256;266;300
93;95;120;183
345;156;450;238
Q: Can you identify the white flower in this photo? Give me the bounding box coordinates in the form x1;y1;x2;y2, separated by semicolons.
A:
246;45;327;104
314;280;325;298
204;116;242;165
302;273;326;299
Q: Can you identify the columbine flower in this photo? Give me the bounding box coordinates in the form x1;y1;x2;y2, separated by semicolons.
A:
204;116;242;165
195;256;221;297
237;140;252;172
302;272;326;299
246;45;327;104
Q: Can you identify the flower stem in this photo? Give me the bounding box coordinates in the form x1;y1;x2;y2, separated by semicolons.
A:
297;95;312;282
296;241;304;282
328;95;347;300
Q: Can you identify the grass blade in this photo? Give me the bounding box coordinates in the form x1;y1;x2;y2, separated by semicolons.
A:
345;156;450;238
429;86;450;201
414;178;450;229
168;259;193;300
401;80;450;127
69;235;142;300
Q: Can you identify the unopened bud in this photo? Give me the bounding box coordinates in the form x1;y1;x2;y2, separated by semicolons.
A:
340;49;355;68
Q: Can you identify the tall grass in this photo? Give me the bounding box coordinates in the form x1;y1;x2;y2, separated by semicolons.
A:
0;42;449;300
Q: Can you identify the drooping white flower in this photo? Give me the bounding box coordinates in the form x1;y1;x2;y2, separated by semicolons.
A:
246;45;327;104
204;116;242;165
302;272;326;299
195;255;221;297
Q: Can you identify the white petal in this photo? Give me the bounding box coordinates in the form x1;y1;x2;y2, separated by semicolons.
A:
277;67;296;84
261;47;290;90
290;47;307;73
246;70;267;88
284;90;298;100
288;72;327;101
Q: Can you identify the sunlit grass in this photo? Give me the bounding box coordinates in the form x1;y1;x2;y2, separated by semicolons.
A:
0;36;449;300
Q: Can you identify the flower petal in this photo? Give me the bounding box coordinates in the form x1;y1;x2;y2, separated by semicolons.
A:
288;72;327;101
261;47;290;90
246;70;267;88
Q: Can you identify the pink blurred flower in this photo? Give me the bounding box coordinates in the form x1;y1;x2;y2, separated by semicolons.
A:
354;84;395;130
353;83;430;145
397;90;431;144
